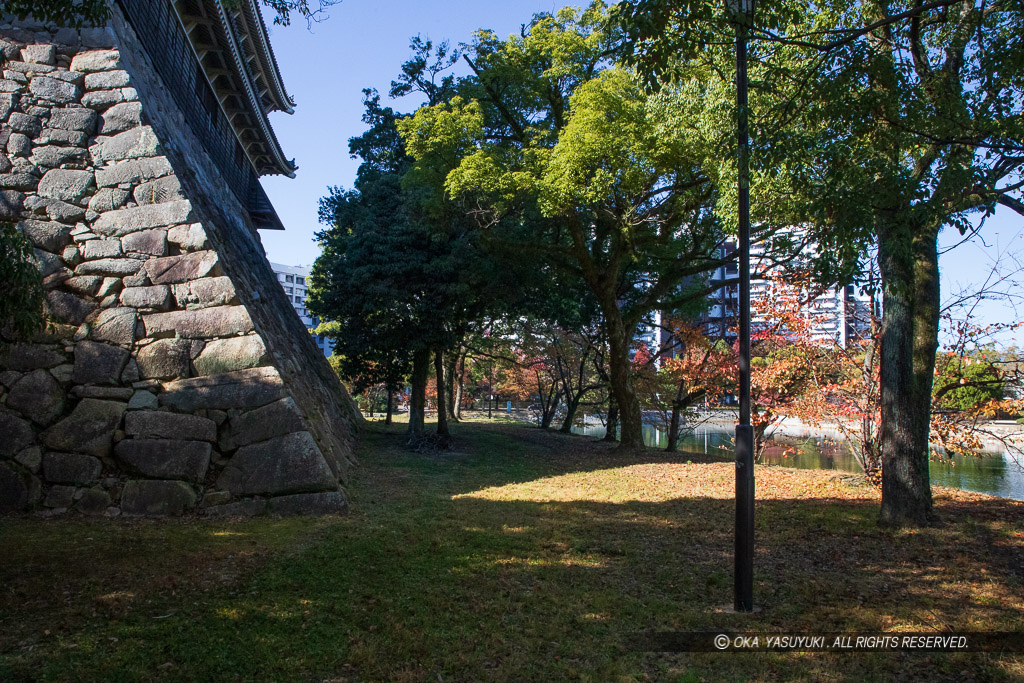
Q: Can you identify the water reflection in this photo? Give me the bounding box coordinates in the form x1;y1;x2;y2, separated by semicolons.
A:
571;422;1024;501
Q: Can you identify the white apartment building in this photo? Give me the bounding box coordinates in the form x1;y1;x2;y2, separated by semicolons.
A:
700;237;875;347
269;262;334;358
635;309;664;363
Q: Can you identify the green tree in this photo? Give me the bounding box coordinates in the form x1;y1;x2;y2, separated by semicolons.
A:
614;0;1024;525
313;55;537;446
0;224;45;341
314;316;409;424
1;1;111;28
399;4;734;451
933;350;1007;413
310;92;440;443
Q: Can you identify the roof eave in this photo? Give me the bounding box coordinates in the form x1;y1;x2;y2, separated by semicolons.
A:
239;0;295;113
212;0;296;178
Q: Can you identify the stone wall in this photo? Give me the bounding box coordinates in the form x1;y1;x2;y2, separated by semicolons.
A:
0;12;360;517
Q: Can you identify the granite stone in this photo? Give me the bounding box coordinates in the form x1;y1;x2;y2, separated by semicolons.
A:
217;431;336;497
124;410;217;442
115;439;211;483
40;398;125;457
73;340;129;385
120;479;196;516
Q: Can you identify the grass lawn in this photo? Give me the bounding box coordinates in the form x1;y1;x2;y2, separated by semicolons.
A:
1;420;1022;682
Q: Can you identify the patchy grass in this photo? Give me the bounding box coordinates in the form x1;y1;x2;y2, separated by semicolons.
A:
1;421;1022;682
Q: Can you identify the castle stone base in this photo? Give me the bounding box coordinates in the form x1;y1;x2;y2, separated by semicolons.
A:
0;11;359;517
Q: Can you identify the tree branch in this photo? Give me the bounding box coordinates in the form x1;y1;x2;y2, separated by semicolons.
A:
996;195;1024;217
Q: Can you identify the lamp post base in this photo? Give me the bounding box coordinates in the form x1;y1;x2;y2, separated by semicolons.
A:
735;423;755;612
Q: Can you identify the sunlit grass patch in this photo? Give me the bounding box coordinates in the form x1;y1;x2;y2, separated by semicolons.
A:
456;461;880;504
215;607;245;620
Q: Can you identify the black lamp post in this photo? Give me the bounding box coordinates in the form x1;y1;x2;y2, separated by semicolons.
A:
729;0;755;614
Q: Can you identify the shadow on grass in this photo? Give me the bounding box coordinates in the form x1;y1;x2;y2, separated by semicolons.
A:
1;421;1021;682
361;420;736;497
2;499;1021;681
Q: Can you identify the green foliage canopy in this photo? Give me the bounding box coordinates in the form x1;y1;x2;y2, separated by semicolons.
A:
933;351;1007;413
0;224;45;341
612;0;1024;524
395;3;743;449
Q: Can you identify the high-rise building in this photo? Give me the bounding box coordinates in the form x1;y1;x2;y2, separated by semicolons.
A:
700;237;875;347
634;309;665;362
702;242;740;342
269;263;334;357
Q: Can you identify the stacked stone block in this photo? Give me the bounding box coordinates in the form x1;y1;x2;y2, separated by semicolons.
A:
0;19;357;517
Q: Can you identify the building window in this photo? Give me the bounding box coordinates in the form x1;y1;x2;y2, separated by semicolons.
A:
297;277;305;285
286;275;294;283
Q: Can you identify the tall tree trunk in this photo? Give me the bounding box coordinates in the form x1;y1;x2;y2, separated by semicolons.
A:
444;350;459;422
606;315;644;451
407;348;430;443
454;352;465;420
878;223;939;526
541;396;559;429
603;396;618;442
558;393;580;434
434;348;450;440
385;386;394;425
752;412;769;464
666;404;681;452
666;386;705;453
665;379;687;453
859;314;882;481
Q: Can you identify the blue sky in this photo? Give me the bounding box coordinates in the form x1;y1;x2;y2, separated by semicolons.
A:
256;0;1023;348
259;0;566;267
